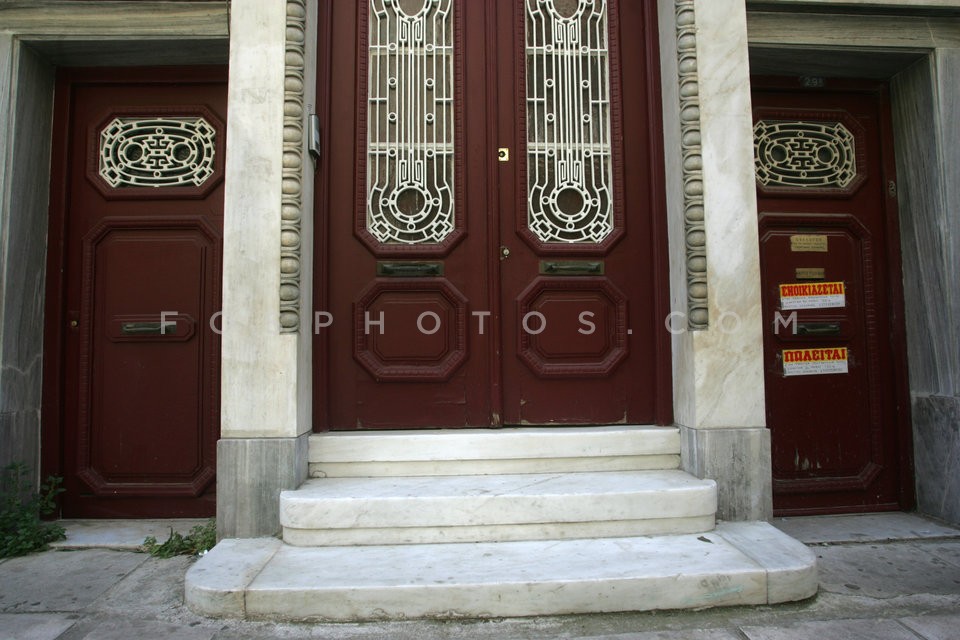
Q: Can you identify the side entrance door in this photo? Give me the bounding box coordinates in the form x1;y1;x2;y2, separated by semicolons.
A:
44;68;226;517
318;0;670;429
752;78;913;515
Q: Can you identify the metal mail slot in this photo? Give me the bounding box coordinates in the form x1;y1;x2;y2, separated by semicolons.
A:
121;321;177;336
376;261;444;277
539;260;604;276
796;322;841;336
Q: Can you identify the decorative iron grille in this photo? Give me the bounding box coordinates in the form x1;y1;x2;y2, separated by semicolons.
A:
366;0;456;245
754;120;857;189
525;0;614;244
99;117;216;188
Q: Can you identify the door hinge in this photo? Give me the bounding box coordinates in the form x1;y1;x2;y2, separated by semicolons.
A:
888;180;897;199
308;114;321;166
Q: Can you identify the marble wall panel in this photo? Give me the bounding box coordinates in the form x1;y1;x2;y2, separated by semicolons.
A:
912;395;960;525
217;434;309;538
748;12;960;50
690;0;766;429
936;49;960;398
0;45;54;487
220;0;302;439
681;426;773;521
891;57;954;396
296;0;318;433
0;35;13;360
658;0;697;428
0;2;228;36
892;50;960;525
0;411;40;493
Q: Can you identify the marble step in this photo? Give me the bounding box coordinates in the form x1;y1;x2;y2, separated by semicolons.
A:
186;521;818;621
309;425;681;477
280;469;716;546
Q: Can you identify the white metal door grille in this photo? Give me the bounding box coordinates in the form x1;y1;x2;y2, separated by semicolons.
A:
754;120;858;189
99;117;216;188
366;0;456;245
525;0;614;244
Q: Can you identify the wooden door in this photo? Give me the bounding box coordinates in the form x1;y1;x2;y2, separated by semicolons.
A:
45;68;226;517
318;1;670;429
752;79;913;515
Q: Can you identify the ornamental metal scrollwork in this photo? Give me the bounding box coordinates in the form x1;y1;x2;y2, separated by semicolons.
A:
366;0;456;245
99;117;216;188
754;120;858;189
525;0;614;244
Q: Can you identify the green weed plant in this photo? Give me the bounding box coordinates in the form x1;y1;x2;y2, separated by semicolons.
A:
142;519;216;558
0;463;65;558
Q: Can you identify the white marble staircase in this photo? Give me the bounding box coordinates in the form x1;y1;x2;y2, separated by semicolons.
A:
186;427;817;621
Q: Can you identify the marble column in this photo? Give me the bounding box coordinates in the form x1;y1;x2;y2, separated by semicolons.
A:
218;0;317;538
659;0;771;521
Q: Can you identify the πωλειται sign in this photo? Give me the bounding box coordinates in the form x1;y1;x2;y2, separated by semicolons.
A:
782;347;849;376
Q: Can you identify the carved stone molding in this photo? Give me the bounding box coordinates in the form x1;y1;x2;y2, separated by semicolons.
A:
280;0;306;333
676;0;708;330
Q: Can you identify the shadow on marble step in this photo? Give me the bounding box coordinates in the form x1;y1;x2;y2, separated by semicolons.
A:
185;521;817;622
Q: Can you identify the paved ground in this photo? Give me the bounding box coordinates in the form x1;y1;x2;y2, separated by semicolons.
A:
1;513;958;640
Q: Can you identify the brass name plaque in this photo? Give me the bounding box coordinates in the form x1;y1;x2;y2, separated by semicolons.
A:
790;234;828;252
795;267;826;280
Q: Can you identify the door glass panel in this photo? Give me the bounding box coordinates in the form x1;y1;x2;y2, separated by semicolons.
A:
367;0;455;245
525;0;613;244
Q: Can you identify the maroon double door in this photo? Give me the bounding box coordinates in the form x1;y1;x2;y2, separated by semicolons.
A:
44;69;226;517
317;1;671;429
753;79;913;515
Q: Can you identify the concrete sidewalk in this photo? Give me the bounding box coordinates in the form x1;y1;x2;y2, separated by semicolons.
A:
0;513;958;640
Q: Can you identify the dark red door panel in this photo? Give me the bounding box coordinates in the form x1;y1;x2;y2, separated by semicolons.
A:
322;0;491;429
317;0;670;429
497;0;666;425
753;80;913;515
47;68;226;517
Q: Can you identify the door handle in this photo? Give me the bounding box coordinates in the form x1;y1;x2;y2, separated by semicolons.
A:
796;322;841;336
